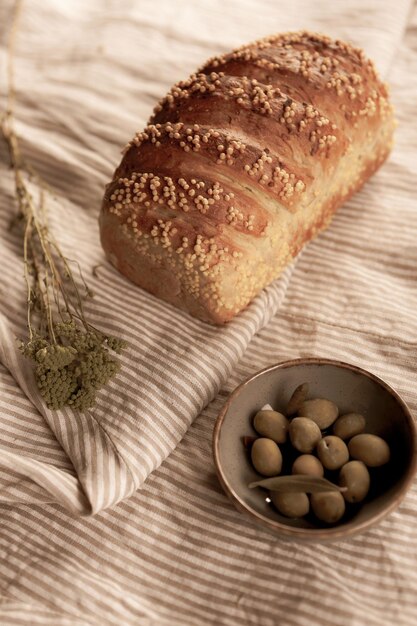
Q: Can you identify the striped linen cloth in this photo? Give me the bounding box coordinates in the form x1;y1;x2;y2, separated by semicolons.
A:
1;0;417;624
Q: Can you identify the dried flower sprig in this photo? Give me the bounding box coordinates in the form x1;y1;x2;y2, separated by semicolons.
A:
1;0;126;411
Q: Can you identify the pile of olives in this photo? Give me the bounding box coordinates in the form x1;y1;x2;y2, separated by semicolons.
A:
246;383;391;525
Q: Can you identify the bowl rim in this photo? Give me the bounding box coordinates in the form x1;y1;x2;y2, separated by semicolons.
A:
213;357;417;540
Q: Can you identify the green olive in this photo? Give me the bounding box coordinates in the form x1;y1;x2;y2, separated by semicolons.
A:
348;434;390;467
339;461;370;503
251;438;283;476
333;413;366;440
317;436;349;470
310;491;346;524
286;382;309;416
289;417;322;453
298;398;339;429
270;491;310;518
253;410;289;444
292;454;324;478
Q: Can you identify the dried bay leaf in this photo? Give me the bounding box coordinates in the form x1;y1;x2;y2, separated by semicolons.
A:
287;382;309;416
249;475;346;493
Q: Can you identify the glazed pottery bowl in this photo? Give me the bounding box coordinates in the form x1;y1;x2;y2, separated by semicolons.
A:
213;358;417;540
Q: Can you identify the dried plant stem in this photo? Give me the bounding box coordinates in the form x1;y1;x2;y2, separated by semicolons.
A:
0;0;125;410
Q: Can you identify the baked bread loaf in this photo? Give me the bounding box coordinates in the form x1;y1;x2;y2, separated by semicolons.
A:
100;31;394;324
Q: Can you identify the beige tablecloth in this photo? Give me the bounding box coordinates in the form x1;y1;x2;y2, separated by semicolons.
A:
1;0;417;624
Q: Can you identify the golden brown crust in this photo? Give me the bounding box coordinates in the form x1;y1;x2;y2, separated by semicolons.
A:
100;30;395;323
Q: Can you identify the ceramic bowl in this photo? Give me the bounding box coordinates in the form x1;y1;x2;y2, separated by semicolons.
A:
213;358;417;540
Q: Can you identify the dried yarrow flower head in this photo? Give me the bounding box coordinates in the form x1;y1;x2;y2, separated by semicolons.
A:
2;0;126;411
21;323;125;411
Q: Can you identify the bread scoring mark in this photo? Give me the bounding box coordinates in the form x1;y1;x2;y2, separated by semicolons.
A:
199;30;392;124
109;171;218;215
152;72;283;118
201;30;376;96
106;168;271;243
203;47;360;99
129;122;249;168
125;123;309;208
151;73;341;157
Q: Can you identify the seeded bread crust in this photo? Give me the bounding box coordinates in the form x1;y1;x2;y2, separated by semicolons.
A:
99;31;395;324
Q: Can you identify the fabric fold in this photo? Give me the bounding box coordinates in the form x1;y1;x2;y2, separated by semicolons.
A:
0;263;294;513
0;0;413;515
